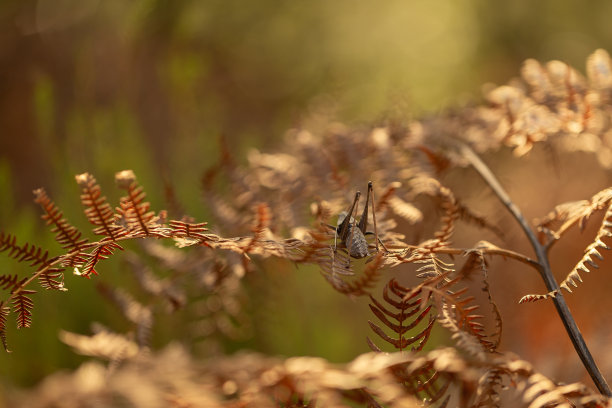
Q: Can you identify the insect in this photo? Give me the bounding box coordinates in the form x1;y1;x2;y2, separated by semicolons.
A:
331;181;386;263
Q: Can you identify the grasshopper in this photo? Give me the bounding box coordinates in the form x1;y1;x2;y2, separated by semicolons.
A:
332;181;386;263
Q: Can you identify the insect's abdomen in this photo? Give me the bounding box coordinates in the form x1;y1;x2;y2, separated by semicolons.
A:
346;225;369;259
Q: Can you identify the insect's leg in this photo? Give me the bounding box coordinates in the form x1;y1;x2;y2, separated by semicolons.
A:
358;182;372;234
368;181;381;252
344;193;360;259
338;191;361;242
365;231;389;252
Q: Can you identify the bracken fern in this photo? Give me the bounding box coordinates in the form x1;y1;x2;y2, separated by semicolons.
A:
3;49;612;407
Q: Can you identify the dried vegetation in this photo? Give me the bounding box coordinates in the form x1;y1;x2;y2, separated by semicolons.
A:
3;50;612;406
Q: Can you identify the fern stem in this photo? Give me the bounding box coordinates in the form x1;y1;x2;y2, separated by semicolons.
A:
459;144;612;397
434;247;540;270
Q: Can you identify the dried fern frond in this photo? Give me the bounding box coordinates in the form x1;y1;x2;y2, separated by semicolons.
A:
241;203;272;255
74;241;124;278
12;289;35;329
76;172;126;241
438;303;488;358
10;343;606;408
387;261;501;355
520;202;612;304
169;220;209;242
367;278;435;352
339;252;385;296
497;358;606;408
0;274;21;292
0;231;52;268
97;283;153;348
456;203;506;241
432;276;499;353
474;368;504;408
124;252;185;312
33;188;89;252
587;49;612;97
536;187;612;245
59;327;140;363
444;49;612;167
0;302;10;352
414;253;455;278
375;181;424;225
37;268;67;291
477;255;503;352
425;181;460;250
5;48;612;404
115;170;166;238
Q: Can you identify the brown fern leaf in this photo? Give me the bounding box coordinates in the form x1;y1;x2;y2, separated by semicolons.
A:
521;58;554;105
434;185;459;246
332;252;385;296
318;246;356;292
559;203;612;292
457;250;483;280
474;368;504;408
0;274;21;292
12;289;36;329
518;292;558;304
242;203;271;255
308;228;360;288
310;199;334;225
458;251;502;351
368;278;435;352
33;188;89;252
76;242;124;278
404;269;499;353
478;258;502;352
439;304;488;358
414;254;455;279
497;357;601;408
0;231;52;268
456;203;505;241
521;58;586;112
587;49;612;95
97;283;153;348
58;251;91;270
169;220;209;243
115;170;165;237
536;186;612;244
374;181;402;213
397;361;451;405
59;327;139;362
376;181;423;226
0;302;10;352
75;172;126;240
418;182;459;250
521;201;612;304
38;267;67;291
388;195;423;224
416;144;452;174
124;252;185;312
438;277;498;353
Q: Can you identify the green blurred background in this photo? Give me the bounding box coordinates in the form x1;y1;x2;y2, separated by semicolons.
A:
2;0;612;388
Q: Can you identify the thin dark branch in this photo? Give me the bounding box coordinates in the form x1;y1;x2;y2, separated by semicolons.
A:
459;143;612;397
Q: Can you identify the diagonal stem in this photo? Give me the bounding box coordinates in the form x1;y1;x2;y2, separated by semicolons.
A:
459;144;611;396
